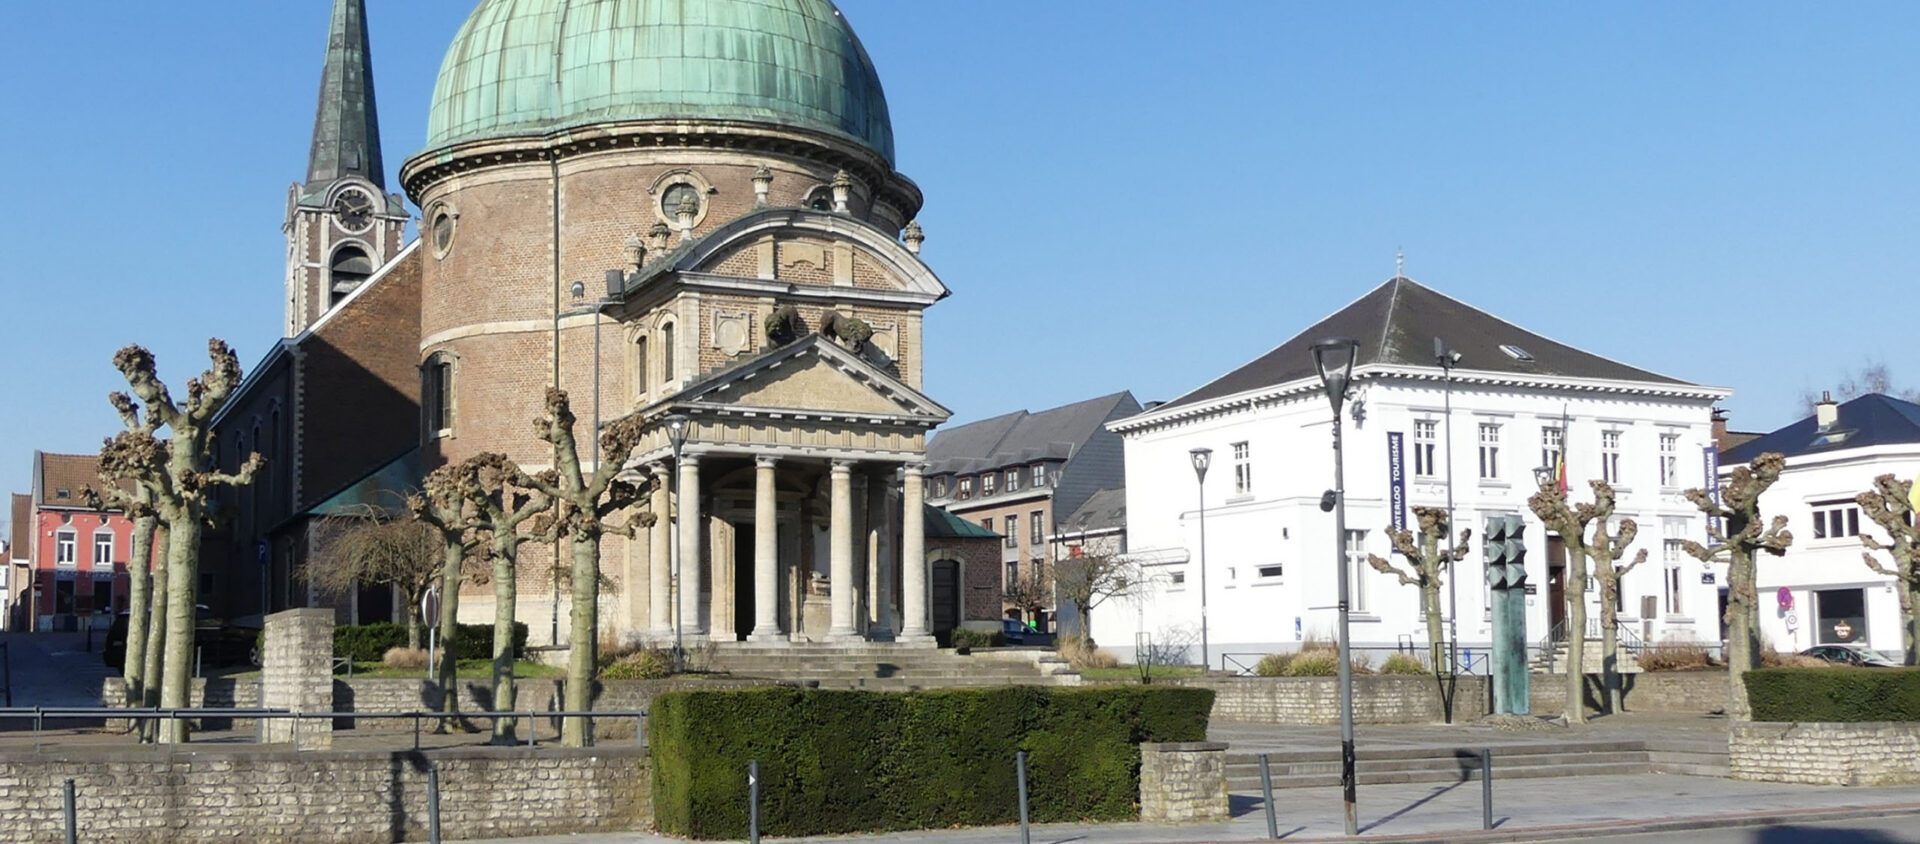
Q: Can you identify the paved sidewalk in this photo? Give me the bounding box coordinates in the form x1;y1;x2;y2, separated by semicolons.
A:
451;773;1920;844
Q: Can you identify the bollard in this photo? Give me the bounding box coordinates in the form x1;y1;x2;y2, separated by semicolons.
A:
748;759;761;844
1259;753;1279;839
1015;751;1031;844
63;778;77;844
428;765;443;844
1480;748;1493;831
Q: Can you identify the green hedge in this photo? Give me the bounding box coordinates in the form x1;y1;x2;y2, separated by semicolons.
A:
332;622;529;663
1747;668;1920;722
651;685;1213;839
949;629;1004;650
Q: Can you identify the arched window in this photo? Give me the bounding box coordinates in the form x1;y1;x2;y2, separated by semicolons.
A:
329;245;374;306
424;353;455;438
660;322;676;385
634;335;648;396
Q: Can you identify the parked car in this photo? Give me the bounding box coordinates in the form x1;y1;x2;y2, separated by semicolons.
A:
1001;618;1055;647
1799;645;1900;668
103;606;263;671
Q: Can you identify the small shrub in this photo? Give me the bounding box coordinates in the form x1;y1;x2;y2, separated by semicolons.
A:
1639;642;1714;672
1380;653;1427;675
1759;645;1829;669
382;647;430;671
1254;653;1293;676
1055;635;1119;670
603;649;672;680
1285;651;1340;676
1747;667;1920;721
449;622;529;661
950;629;1004;650
334;623;410;663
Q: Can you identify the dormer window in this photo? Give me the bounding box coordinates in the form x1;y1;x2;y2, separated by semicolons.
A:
957;477;973;500
982;472;998;496
1033;464;1047;487
1006;469;1021;493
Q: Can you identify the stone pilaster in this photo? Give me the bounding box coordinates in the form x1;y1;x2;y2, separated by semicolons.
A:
261;608;334;750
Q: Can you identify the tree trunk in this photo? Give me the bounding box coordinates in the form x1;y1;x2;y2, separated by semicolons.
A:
491;536;520;744
435;540;464;720
404;603;424;652
1901;582;1918;667
562;532;599;747
1725;550;1759;720
122;514;156;709
1599;579;1621;715
157;516;201;744
141;530;169;715
1423;583;1445;672
1565;553;1589;725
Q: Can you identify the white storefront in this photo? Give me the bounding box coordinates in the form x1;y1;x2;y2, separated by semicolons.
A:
1730;395;1920;658
1092;277;1730;668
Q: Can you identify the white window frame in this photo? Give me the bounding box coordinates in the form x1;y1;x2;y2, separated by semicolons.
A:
1541;426;1564;472
1006;469;1021;493
1658;433;1680;488
1478;423;1501;481
1033;464;1047;487
1345;529;1370;613
55;530;77;568
91;529;115;567
1601;430;1623;485
1810;500;1862;540
982;472;998;497
1232;441;1252;496
1413;420;1438;478
958;477;973;500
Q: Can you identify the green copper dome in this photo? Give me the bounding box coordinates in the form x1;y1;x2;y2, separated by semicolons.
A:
425;0;895;163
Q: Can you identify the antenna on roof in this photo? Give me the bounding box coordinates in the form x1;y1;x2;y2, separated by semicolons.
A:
1396;248;1405;279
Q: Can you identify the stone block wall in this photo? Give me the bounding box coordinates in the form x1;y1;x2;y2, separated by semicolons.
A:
1180;676;1490;725
1732;722;1920;785
1528;671;1729;716
1139;741;1229;823
0;746;648;843
261;609;335;749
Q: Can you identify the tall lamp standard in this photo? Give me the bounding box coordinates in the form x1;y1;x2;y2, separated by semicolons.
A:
1434;338;1462;685
664;413;692;672
1311;336;1361;837
1188;448;1213;672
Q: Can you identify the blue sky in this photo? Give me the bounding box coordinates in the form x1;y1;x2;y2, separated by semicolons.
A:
1;2;1915;505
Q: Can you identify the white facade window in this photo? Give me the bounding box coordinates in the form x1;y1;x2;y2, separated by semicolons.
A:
1478;423;1501;480
1169;570;1187;589
1231;441;1252;496
1601;431;1622;484
55;530;76;567
1663;539;1686;616
1413;420;1438;478
1345;529;1369;613
1541;426;1563;471
1033;464;1047;487
1659;433;1679;487
92;530;114;567
1811;501;1861;540
1004;515;1018;549
1006;469;1021;493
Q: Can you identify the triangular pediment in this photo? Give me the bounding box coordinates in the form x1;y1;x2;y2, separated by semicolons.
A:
681;335;949;421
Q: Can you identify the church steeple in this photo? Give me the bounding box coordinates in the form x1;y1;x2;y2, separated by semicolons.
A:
306;0;384;190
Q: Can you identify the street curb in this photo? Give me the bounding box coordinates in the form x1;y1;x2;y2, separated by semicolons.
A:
1199;801;1920;843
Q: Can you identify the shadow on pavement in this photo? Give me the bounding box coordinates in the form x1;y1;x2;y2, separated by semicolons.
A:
1757;826;1912;843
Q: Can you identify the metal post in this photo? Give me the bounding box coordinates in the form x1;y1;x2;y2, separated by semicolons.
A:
671;450;685;674
1332;406;1358;837
428;765;443;844
526;711;536;747
1195;473;1210;672
63;778;77;844
413;713;421;751
1480;748;1493;830
1015;751;1031;844
1441;347;1459;687
1259;753;1278;839
748;759;761;844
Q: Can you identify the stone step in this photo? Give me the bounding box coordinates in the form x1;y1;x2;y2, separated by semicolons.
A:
1230;760;1650;790
1228;750;1646;779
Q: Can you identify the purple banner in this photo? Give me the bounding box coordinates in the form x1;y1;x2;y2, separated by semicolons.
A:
1388;431;1407;531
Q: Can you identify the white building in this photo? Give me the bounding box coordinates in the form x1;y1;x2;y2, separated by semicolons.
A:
1092;277;1731;669
1725;393;1920;658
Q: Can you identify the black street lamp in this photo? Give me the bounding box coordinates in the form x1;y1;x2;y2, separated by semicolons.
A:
1435;338;1462;701
1189;447;1212;672
1311;335;1361;837
665;413;691;672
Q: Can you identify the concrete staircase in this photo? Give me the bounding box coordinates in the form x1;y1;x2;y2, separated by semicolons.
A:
703;643;1079;690
1530;640;1642;674
1224;736;1726;790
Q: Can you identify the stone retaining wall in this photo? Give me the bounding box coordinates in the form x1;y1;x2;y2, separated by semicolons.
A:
0;746;649;843
1139;741;1229;822
1528;671;1728;716
1732;722;1920;785
1177;676;1491;724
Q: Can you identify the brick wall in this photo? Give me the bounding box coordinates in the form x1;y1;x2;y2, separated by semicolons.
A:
1177;676;1492;725
1732;722;1920;785
0;747;648;843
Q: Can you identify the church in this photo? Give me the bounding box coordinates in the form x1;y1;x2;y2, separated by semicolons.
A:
207;0;971;649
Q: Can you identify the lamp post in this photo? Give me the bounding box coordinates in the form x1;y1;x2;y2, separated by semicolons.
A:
1189;447;1212;672
1312;336;1361;837
1435;338;1461;686
665;413;691;672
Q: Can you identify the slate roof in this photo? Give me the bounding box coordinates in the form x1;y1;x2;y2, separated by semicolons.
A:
1722;394;1920;464
1057;488;1126;535
1157;277;1689;412
306;0;386;190
926;392;1139;476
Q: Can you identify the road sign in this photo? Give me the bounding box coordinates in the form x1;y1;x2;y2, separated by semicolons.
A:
422;585;442;629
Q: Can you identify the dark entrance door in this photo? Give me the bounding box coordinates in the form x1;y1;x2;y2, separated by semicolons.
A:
930;560;959;639
1547;536;1568;641
735;530;754;641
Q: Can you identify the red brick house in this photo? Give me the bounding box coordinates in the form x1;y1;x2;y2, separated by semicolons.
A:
22;452;133;632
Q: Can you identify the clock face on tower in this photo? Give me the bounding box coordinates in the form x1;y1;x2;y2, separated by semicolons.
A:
332;188;375;232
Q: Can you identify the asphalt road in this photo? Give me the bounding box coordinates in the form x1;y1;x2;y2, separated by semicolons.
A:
0;631;108;708
1572;814;1920;843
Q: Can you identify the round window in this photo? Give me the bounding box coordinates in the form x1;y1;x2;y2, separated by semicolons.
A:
431;210;455;254
661;183;701;220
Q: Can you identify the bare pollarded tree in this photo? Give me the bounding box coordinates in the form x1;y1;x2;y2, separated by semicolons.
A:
1583;483;1646;715
516;389;654;746
456;453;553;744
302;503;443;649
1857;474;1920;665
84;391;165;714
1528;481;1596;724
408;463;481;720
1682;452;1792;720
108;341;263;743
1367;507;1471;672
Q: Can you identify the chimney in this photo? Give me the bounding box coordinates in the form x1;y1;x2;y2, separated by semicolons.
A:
1816;391;1839;430
1711;408;1729;451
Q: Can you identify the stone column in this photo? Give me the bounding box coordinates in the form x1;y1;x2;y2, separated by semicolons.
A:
749;456;782;642
649;463;672;641
828;460;859;640
900;463;931;642
261;608;333;750
678;455;704;636
1139;742;1231;822
867;470;894;639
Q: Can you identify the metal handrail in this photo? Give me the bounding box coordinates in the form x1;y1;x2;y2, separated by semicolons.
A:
0;706;647;752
